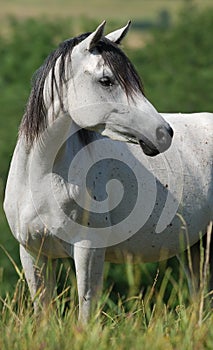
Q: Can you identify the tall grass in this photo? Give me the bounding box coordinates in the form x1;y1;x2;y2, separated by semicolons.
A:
0;224;212;350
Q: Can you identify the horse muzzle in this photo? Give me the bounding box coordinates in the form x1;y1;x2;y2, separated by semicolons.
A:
139;124;174;157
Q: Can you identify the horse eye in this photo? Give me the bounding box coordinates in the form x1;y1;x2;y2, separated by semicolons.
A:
99;76;113;87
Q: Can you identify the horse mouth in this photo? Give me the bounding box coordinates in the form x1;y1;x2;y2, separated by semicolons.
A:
138;137;160;157
101;127;160;157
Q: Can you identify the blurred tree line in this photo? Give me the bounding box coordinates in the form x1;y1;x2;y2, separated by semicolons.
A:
0;6;212;298
132;6;213;112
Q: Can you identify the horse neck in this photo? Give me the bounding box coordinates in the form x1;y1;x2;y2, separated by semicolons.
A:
26;113;74;177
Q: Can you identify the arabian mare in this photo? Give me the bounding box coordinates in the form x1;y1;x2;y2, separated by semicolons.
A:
4;22;213;323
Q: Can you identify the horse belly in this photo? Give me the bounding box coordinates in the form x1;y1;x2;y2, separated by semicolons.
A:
105;200;212;263
105;122;213;263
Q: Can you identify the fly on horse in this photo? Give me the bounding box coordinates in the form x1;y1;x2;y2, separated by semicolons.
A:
4;21;213;323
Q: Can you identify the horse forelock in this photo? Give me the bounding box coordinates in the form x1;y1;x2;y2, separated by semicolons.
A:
19;32;144;146
96;38;144;99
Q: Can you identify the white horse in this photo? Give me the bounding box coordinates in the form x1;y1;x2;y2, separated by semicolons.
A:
4;22;213;323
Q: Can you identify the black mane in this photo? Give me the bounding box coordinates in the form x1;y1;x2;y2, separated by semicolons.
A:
19;32;144;145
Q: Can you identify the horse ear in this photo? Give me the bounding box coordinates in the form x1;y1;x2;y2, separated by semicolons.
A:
89;20;106;50
78;21;106;52
106;21;131;44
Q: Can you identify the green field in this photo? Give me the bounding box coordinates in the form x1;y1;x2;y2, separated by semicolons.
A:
0;239;213;350
0;0;213;48
0;0;212;21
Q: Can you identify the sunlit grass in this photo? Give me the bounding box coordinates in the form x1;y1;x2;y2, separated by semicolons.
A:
0;223;212;350
0;274;212;350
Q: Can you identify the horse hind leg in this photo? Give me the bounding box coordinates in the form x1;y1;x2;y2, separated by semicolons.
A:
199;223;213;302
20;245;57;314
178;223;213;302
177;242;200;297
208;226;213;296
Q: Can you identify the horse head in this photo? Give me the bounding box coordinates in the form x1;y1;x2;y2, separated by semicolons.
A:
66;21;173;156
20;21;173;156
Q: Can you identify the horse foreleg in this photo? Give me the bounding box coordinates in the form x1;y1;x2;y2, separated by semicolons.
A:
74;245;105;324
20;245;57;313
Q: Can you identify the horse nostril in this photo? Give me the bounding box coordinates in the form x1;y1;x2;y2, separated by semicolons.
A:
167;125;174;138
156;127;166;143
156;125;173;143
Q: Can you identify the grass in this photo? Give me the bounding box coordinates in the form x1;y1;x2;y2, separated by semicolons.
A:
0;224;212;350
0;272;212;350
